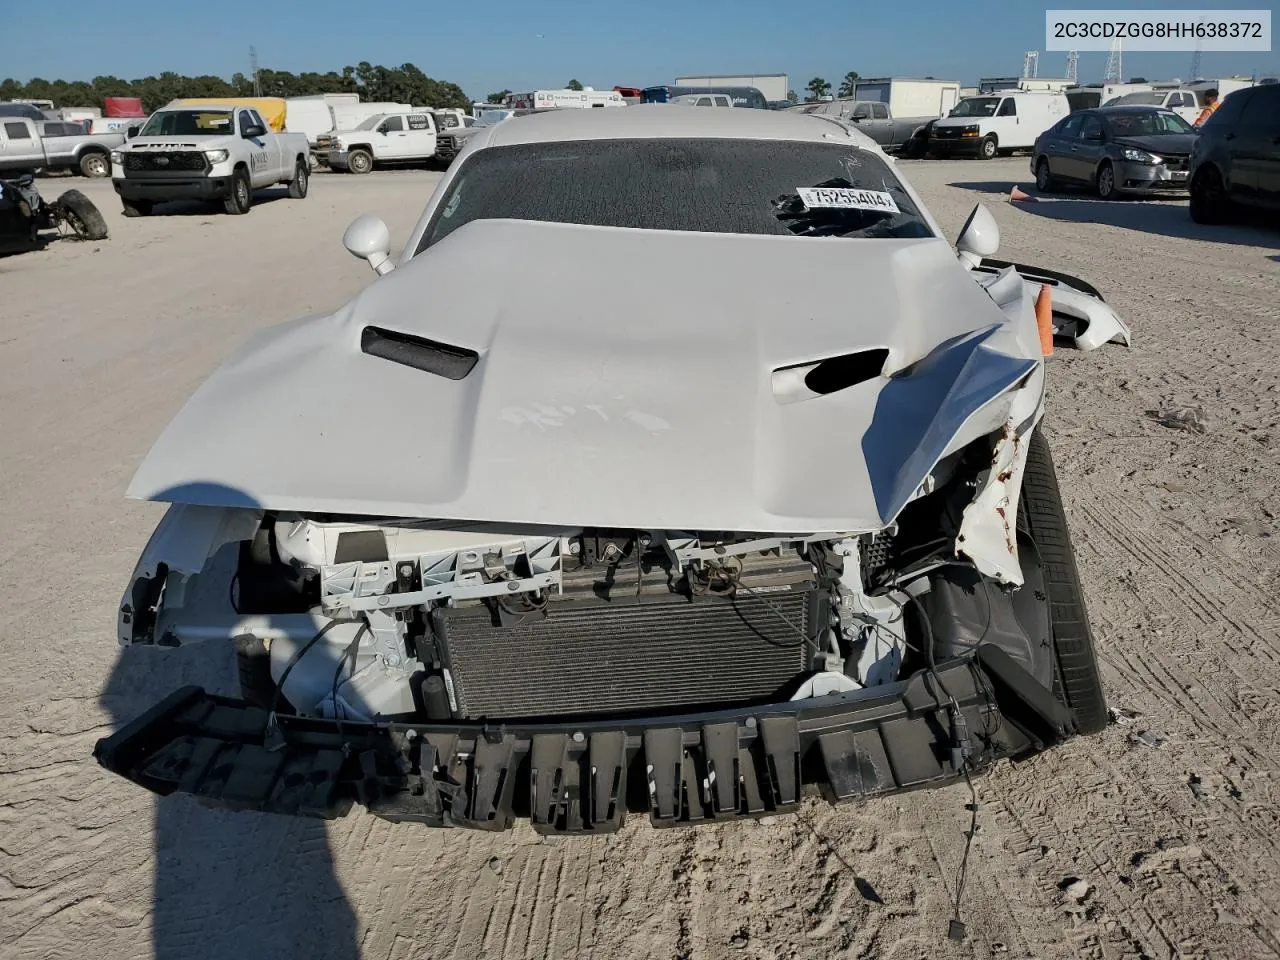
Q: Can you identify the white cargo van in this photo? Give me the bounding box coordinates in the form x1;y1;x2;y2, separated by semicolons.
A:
285;94;361;146
929;92;1069;159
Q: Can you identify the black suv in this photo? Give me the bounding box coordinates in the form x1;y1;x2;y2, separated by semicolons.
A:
1188;84;1280;223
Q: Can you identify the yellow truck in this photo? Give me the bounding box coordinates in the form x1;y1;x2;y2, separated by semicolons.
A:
166;97;288;133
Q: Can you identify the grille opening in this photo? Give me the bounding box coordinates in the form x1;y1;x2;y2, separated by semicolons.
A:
360;325;479;380
439;590;821;722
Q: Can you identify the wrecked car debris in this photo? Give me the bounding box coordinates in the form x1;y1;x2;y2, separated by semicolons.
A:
97;107;1129;834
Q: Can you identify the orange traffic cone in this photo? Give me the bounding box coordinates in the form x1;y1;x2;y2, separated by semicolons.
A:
1010;185;1037;203
1035;283;1054;357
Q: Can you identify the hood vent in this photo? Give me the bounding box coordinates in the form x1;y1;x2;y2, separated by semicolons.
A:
360;325;479;380
771;348;889;405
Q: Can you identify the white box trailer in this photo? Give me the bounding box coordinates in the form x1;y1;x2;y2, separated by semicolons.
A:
852;78;961;119
1188;77;1255;98
330;100;413;131
504;89;625;109
675;74;788;102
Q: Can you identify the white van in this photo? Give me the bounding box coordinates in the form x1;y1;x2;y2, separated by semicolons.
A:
929;92;1069;159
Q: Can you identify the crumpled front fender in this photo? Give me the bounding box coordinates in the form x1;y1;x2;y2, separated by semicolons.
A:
973;257;1131;350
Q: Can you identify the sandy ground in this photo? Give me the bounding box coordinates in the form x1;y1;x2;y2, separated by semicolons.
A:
1;160;1278;960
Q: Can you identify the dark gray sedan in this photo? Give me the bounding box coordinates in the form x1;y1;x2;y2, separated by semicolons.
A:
1031;106;1198;199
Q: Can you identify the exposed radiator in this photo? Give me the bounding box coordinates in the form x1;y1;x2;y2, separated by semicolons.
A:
440;590;820;721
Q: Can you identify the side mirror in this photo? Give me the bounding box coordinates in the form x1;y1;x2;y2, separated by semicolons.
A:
126;125;139;138
343;215;395;275
955;203;999;268
243;124;266;139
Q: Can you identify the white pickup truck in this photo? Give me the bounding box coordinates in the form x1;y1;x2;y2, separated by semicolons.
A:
0;117;124;178
324;111;440;173
110;104;310;216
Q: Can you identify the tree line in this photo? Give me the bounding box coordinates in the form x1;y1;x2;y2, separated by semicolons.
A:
0;62;470;112
805;71;862;101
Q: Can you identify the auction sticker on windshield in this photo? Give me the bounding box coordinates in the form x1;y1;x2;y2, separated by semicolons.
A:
797;187;900;214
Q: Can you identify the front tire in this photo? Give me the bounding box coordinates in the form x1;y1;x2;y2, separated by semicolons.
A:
1189;166;1231;224
56;189;109;240
979;135;998;160
1021;429;1108;734
1095;161;1118;200
1034;157;1056;193
79;151;110;178
224;168;252;214
347;149;373;175
287;159;309;198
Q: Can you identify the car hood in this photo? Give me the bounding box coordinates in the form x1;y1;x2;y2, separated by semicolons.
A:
1112;133;1197;155
127;219;1039;533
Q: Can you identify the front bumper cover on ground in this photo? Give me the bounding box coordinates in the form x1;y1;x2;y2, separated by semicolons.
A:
94;645;1075;834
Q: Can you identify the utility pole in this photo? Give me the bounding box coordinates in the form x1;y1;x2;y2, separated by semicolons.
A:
1065;50;1079;84
249;46;261;97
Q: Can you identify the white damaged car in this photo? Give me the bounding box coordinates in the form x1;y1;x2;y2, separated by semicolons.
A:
97;107;1130;833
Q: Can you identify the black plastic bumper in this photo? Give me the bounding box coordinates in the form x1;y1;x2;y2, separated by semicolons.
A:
929;138;984;157
94;646;1075;834
114;177;231;202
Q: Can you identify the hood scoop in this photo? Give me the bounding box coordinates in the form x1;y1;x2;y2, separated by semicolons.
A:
771;349;889;405
361;325;479;380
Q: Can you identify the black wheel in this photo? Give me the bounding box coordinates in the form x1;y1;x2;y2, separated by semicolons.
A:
120;198;152;218
1034;157;1056;193
1189;166;1231;224
223;168;252;214
1096;161;1119;200
56;189;109;240
1021;430;1108;734
287;158;308;198
234;636;294;712
347;149;373;175
979;135;998;160
79;151;110;178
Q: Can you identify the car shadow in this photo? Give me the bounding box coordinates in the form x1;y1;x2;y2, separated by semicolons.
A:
99;486;360;960
143;186;296;218
950;180;1280;248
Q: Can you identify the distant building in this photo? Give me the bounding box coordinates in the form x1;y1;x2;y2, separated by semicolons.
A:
675;74;788;103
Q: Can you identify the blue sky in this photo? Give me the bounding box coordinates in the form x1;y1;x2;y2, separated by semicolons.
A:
3;0;1275;99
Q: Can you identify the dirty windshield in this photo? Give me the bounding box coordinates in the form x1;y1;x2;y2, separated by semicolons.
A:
1103;110;1195;136
948;97;1001;118
416;138;932;253
138;110;234;137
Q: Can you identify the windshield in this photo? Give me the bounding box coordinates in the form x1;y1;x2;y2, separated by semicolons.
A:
1111;92;1165;105
475;110;514;126
1103;110;1195;136
353;115;385;131
436;113;461;128
138;110;234;137
416;138;932;254
949;97;1002;118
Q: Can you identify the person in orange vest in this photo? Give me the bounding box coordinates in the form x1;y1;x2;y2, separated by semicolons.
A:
1194;89;1220;127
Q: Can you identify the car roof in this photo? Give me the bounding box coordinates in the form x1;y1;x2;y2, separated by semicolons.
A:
1093;105;1182;114
477;104;880;150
